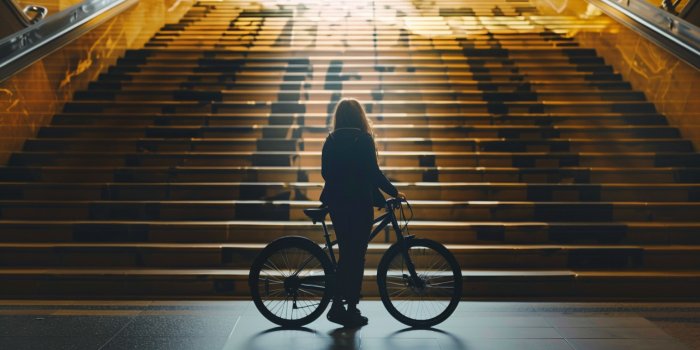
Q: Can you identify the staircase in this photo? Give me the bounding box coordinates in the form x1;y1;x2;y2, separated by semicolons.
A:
1;0;700;299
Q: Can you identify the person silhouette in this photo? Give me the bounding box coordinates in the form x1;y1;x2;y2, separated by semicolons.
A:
320;98;406;327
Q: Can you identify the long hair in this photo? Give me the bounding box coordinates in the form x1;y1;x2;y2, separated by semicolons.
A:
331;98;374;136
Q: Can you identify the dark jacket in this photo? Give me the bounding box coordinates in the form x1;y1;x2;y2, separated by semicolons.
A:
320;128;398;208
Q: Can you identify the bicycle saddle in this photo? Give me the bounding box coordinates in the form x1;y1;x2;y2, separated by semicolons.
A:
303;207;328;224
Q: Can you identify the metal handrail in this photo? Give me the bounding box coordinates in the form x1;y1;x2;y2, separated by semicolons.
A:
0;0;137;83
588;0;700;69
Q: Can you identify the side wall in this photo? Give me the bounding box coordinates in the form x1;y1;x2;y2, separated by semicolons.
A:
0;0;194;164
533;0;700;149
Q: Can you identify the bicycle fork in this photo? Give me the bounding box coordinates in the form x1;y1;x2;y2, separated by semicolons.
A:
388;209;424;289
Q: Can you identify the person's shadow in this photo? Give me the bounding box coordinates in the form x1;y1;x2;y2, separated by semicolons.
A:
327;327;359;350
241;326;467;350
240;326;359;350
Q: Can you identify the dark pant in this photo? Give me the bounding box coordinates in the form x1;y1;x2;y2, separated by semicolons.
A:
328;199;373;306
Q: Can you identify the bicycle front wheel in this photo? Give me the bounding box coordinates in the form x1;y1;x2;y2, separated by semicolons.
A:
377;238;462;328
248;236;333;327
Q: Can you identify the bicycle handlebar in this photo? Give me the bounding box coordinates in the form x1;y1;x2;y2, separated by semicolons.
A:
386;196;406;209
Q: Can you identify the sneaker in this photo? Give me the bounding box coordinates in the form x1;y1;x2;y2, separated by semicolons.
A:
343;308;368;328
327;302;347;326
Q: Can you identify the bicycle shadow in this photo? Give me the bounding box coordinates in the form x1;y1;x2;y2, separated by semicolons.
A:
382;327;468;350
240;325;468;350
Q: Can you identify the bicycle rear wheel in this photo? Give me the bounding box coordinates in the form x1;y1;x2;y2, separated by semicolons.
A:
377;238;462;328
248;236;333;327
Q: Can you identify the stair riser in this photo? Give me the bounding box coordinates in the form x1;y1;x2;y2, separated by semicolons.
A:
1;275;698;298
1;248;696;269
128;47;598;56
106;66;616;76
89;81;633;92
38;128;678;139
98;74;624;85
9;154;696;168
24;139;692;153
73;91;643;103
150;34;575;40
1;223;698;245
2;168;696;184
62;102;654;115
51;115;668;127
1;185;698;202
101;63;609;72
0;202;697;221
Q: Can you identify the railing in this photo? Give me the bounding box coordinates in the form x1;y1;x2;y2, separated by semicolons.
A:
0;0;137;83
589;0;700;68
661;0;683;15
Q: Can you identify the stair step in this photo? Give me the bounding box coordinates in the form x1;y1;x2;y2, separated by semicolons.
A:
0;199;697;221
97;72;624;84
104;65;615;75
1;243;698;269
9;151;698;167
1;220;698;244
23;138;692;153
2;166;698;183
38;125;678;139
73;90;645;103
52;112;668;127
61;100;659;114
89;80;634;92
110;59;604;66
0;268;697;298
1;182;699;202
128;45;598;52
125;47;601;57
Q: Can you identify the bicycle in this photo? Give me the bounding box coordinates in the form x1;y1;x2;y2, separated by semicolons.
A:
247;197;462;328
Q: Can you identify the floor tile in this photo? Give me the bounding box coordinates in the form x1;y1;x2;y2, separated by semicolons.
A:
437;324;562;339
227;327;336;350
450;339;575;350
0;336;107;350
361;337;441;350
118;315;238;337
568;338;689;350
0;315;131;337
556;327;673;339
445;315;550;327
546;316;655;328
101;336;229;350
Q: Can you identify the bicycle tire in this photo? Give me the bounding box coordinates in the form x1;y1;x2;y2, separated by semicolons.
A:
248;236;334;327
377;238;462;328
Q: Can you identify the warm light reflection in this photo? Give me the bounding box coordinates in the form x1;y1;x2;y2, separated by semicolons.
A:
206;0;614;50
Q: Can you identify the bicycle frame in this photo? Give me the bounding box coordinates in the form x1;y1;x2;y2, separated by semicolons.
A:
318;204;399;266
298;199;422;292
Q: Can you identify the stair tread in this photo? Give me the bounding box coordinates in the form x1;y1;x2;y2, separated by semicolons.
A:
4;165;697;171
1;199;699;205
2;242;699;251
53;112;663;118
64;100;651;105
25;137;689;142
1;219;699;226
12;151;693;156
1;267;699;279
3;181;700;188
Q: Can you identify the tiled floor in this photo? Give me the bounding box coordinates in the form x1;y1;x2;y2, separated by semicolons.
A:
0;301;698;350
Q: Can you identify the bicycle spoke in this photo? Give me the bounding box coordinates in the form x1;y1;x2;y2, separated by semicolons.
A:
264;259;288;278
254;244;329;324
381;241;459;323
